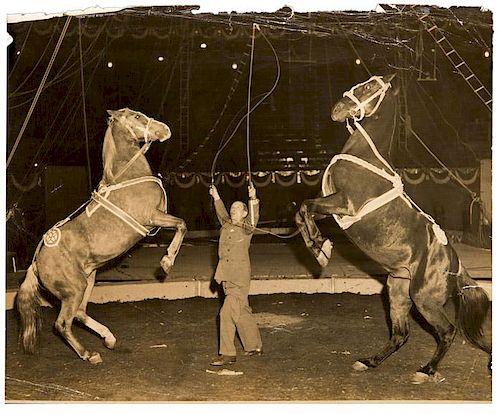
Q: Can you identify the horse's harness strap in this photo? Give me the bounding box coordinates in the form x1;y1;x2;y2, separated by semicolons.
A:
111;114;154;181
91;191;150;237
87;176;167;237
113;141;152;181
325;90;448;244
331;153;402;187
324;154;410;230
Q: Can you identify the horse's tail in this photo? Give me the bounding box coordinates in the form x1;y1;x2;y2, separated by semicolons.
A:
455;264;491;354
17;262;42;354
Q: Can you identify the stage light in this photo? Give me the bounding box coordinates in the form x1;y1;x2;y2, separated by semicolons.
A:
355;58;361;65
107;61;113;68
200;43;207;49
484;51;490;58
232;63;238;69
158;56;164;62
16;51;21;55
34;163;38;167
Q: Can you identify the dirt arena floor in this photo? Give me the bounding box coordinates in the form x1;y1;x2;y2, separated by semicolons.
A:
5;293;491;402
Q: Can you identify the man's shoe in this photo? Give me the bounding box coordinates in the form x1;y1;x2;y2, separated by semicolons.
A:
244;349;263;356
210;355;236;366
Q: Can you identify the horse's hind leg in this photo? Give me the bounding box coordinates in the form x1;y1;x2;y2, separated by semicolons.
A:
296;192;350;267
150;210;187;274
53;281;103;364
353;277;412;371
410;285;456;384
75;271;116;349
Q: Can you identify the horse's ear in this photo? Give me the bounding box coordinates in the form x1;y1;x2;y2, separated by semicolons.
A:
107;110;116;117
383;73;396;83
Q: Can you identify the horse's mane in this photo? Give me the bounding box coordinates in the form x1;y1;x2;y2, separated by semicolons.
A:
102;120;117;181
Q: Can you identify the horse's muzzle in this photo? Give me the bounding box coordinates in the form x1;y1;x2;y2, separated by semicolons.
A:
331;101;348;122
158;129;172;142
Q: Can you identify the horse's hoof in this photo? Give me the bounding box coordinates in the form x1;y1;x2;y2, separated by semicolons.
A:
104;335;116;350
88;352;103;365
316;239;332;268
160;255;173;275
352;361;369;372
411;371;445;384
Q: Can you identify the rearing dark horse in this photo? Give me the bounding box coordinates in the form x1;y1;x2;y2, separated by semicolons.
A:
295;75;491;383
17;108;187;364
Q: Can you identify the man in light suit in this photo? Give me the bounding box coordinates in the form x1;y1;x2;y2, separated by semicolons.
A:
209;183;263;366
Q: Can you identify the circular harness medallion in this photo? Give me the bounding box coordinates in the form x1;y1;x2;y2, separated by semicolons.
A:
43;227;61;247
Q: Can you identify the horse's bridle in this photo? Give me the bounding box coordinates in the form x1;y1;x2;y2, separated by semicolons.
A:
119;111;155;144
109;112;156;181
342;76;391;122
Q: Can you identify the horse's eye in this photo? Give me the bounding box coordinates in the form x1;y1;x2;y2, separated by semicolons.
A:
134;115;140;119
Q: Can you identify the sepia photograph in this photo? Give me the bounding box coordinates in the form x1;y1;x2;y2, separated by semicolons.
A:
3;0;494;406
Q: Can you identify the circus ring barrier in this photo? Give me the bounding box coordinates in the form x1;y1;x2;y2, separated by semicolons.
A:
6;166;491;310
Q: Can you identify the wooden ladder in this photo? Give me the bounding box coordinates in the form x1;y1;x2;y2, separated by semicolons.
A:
417;12;492;111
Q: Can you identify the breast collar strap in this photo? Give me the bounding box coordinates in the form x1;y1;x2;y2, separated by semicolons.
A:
86;176;167;237
323;120;448;244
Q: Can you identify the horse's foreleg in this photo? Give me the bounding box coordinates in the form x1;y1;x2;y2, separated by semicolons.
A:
75;271;116;349
296;191;351;267
353;276;412;372
150;210;187;274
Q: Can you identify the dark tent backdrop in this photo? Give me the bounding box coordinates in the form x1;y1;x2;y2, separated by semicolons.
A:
6;5;492;267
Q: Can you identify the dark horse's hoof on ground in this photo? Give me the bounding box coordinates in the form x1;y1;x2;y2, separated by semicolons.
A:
315;239;332;267
352;360;369;371
160;255;173;275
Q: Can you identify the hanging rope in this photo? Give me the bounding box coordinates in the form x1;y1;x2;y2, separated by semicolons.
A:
78;19;92;192
210;24;281;181
246;23;258;186
208;24;300;239
403;118;490;226
7;16;72;168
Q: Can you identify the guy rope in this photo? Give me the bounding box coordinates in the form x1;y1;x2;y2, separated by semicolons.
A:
209;23;300;239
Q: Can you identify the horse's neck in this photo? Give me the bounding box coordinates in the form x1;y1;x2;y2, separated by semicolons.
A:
101;124;152;185
342;94;397;163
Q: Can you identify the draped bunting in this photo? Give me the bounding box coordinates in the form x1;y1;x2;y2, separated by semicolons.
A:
164;168;480;188
398;167;479;187
6;168;480;192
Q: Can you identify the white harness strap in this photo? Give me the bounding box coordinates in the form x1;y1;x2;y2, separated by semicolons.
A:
86;176;167;237
322;153;410;230
324;79;448;244
91;191;150;237
114;116;154;182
